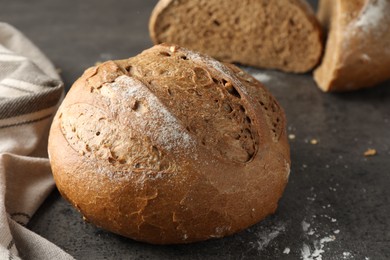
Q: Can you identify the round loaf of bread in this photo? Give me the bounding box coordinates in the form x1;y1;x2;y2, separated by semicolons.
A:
48;44;290;244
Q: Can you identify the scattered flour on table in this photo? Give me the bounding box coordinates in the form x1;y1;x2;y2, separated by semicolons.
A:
301;236;336;260
300;186;341;260
302;220;310;232
254;223;286;250
343;252;353;259
246;222;286;254
251;72;272;83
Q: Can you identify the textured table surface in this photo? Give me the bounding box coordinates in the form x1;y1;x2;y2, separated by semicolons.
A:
2;1;389;259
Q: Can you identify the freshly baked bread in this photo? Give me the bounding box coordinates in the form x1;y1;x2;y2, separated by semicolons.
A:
314;0;390;92
48;44;290;244
149;0;323;73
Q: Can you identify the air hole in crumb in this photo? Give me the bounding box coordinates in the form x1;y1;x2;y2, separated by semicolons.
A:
213;20;221;26
96;131;100;136
125;65;132;73
180;55;188;60
239;105;245;112
212;78;219;84
167;88;173;96
160;52;171;57
134;163;141;168
225;82;241;99
161;23;171;32
152;146;159;154
118;159;126;164
243;129;251;135
245;116;251;124
260;101;265;106
132;100;140;110
223;103;233;113
108;157;116;164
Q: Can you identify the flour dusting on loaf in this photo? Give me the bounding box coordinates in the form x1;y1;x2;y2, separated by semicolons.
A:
105;75;195;152
354;0;387;31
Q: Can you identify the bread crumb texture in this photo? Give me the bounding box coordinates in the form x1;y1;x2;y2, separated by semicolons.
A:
150;0;322;73
49;44;290;244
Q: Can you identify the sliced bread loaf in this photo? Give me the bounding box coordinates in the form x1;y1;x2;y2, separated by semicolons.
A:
314;0;390;92
149;0;323;73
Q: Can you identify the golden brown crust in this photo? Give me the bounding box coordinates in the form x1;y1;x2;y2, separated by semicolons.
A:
314;0;390;92
48;44;290;244
149;0;323;73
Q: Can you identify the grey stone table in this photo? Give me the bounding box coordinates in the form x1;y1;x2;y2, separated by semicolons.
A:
1;1;389;259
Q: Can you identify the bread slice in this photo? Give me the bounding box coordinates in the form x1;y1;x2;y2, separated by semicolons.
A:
314;0;390;92
149;0;323;73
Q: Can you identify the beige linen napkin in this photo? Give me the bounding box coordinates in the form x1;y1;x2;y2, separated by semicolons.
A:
0;22;74;260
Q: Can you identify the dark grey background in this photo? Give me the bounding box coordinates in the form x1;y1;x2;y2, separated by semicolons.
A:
1;0;389;259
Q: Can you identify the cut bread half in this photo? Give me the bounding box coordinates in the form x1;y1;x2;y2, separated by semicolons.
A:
314;0;390;92
149;0;323;73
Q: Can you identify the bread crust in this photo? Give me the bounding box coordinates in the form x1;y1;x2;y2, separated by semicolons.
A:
48;44;290;244
314;0;390;92
149;0;323;73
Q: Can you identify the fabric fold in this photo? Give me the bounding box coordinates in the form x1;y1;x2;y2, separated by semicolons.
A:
0;22;74;259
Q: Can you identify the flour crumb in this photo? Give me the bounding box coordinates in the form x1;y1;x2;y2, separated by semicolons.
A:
283;247;290;254
252;72;272;83
301;243;311;260
288;134;296;140
302;220;310;232
364;148;377;157
333;229;340;234
343;252;352;259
